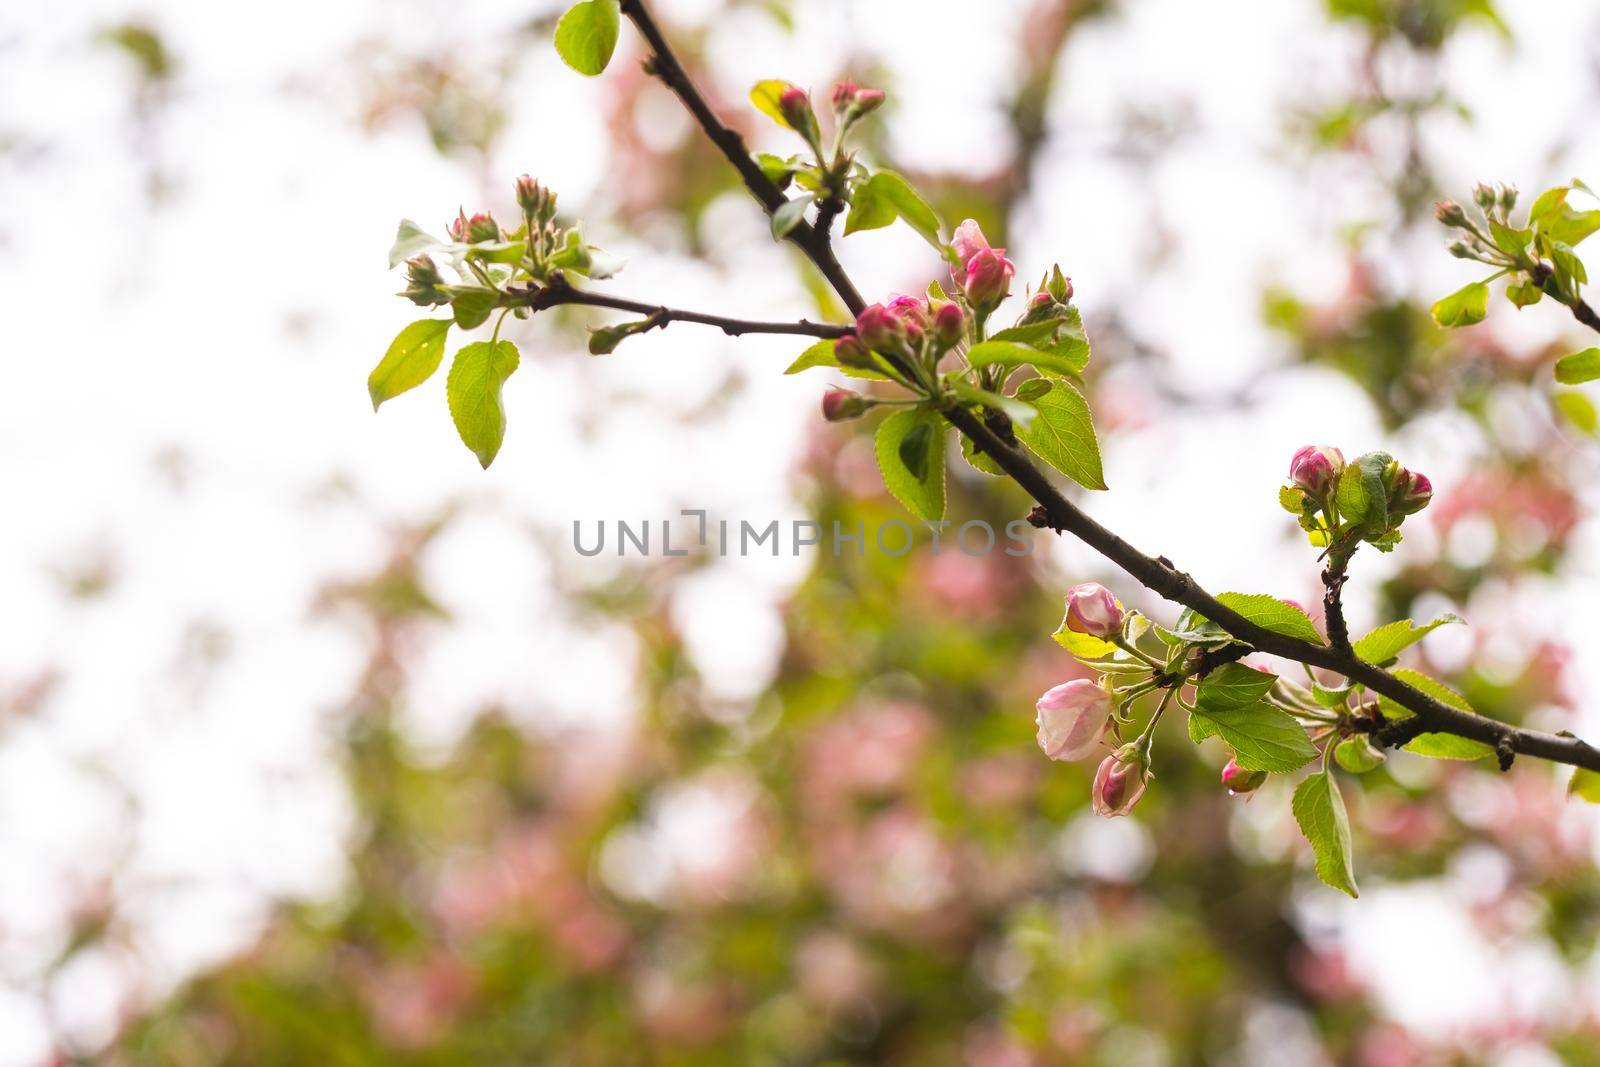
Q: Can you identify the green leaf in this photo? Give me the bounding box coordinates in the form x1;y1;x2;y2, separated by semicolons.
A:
960;434;1006;477
1488;221;1530;258
1335;451;1391;532
554;0;620;76
967;340;1083;381
1431;280;1490;327
1529;185;1570;225
843;170;942;248
988;311;1090;375
1038;307;1091;374
874;409;946;521
1189;664;1318;773
588;317;659;355
949;381;1036;430
368;320;451;411
1293;771;1358;897
750;79;794;128
783;338;889;381
1052;619;1117;660
1190;702;1318;772
388;219;442;268
771;195;812;239
1555;390;1600;436
1543;209;1600;248
446;340;520;468
1195;662;1276;711
1570;767;1600;804
1012;378;1106;490
1555;348;1600;385
1506;279;1543;308
1375;669;1496;761
1213;592;1324;645
1335;735;1386;773
451;288;499;330
1351;613;1462;664
784;339;837;374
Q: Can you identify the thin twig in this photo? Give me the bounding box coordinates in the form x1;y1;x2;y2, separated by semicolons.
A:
511;278;851;339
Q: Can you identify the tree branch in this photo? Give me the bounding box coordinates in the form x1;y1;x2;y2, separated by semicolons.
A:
618;0;866;317
510;277;851;339
1532;263;1600;335
615;0;1600;775
1321;555;1352;653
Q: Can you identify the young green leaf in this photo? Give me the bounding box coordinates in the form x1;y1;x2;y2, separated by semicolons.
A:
1334;451;1391;531
451;288;499;330
1555;348;1600;385
783;338;889;380
749;79;794;129
1214;592;1324;645
772;195;812;239
1570;767;1600;804
1189;701;1319;772
1195;663;1277;712
1335;735;1386;773
874;408;946;521
966;340;1084;380
388;219;443;268
1431;280;1489;327
949;381;1036;430
1351;613;1462;664
1293;771;1358;897
1374;669;1496;761
446;340;520;468
368;320;451;411
843;170;941;247
1555;390;1600;436
554;0;621;76
1012;378;1107;491
960;434;1007;477
588;317;659;355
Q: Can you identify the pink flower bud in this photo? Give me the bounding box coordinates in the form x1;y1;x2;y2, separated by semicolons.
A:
1288;445;1345;496
514;174;555;220
1092;754;1148;817
779;86;820;144
855;303;909;355
931;301;967;349
963;247;1016;310
1387;465;1432;516
401;254;447;306
854;88;886;114
1064;582;1124;638
1220;757;1267;795
833;335;876;370
831;81;859;110
451;209;501;244
1034;679;1112;762
951;219;992;267
821;388;871;422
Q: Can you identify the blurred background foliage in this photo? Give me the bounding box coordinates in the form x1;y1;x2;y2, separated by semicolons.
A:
6;0;1600;1064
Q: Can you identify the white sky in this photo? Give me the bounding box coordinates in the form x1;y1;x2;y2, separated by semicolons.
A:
2;0;1600;1061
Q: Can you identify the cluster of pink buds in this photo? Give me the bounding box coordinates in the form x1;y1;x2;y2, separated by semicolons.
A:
821;296;972;420
950;220;1016;311
514;174;557;224
831;81;885;127
449;208;502;245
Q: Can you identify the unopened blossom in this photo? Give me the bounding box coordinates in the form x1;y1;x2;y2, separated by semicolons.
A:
831;81;885;120
779;85;820;144
1091;754;1148;817
855;303;909;355
822;388;870;422
514;174;554;220
1035;679;1111;761
401;255;446;306
834;334;875;370
1220;757;1267;795
1063;581;1124;638
1387;464;1432;515
885;294;929;343
949;219;1016;309
1289;444;1345;496
931;301;967;349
